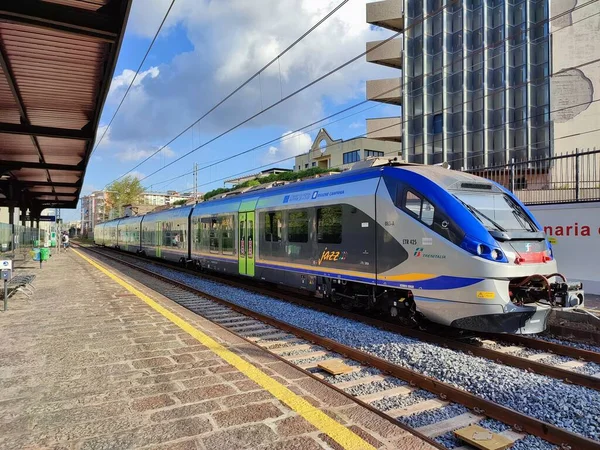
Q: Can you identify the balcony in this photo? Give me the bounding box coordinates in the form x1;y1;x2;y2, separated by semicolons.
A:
366;0;404;32
366;38;403;69
366;77;402;105
367;117;402;142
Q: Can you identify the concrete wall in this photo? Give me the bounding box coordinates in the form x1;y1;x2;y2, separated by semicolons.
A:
529;202;600;294
551;0;600;155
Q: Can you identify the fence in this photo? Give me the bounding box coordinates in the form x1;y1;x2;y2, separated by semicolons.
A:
0;223;46;261
465;149;600;205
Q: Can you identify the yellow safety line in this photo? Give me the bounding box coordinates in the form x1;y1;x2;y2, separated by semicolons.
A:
72;249;376;450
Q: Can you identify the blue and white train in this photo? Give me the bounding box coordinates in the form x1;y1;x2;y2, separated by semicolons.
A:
95;159;584;334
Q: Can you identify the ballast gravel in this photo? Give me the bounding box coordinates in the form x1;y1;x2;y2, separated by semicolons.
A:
372;389;436;412
344;378;408;397
116;258;600;442
537;334;600;354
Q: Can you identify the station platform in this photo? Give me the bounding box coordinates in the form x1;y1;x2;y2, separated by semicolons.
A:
0;248;435;450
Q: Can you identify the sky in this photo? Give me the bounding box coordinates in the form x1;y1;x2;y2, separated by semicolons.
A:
64;0;401;221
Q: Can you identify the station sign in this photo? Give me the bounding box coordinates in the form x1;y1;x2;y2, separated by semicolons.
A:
0;260;12;270
39;216;56;222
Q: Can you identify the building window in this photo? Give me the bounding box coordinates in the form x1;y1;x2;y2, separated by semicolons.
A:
312;162;316;167
433;114;443;134
365;150;385;158
342;150;360;164
317;206;342;244
304;163;309;169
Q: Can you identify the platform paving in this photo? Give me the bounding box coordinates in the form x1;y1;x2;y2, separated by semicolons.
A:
0;249;435;450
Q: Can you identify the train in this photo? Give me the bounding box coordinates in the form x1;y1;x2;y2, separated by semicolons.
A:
94;158;584;334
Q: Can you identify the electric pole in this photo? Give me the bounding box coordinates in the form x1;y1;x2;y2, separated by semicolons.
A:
193;162;198;204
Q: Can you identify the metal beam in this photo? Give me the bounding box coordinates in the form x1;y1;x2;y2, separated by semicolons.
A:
0;161;83;172
0;122;93;141
0;180;81;188
0;39;57;200
0;0;119;42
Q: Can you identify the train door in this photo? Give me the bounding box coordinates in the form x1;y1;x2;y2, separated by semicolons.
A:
238;211;255;276
156;221;162;258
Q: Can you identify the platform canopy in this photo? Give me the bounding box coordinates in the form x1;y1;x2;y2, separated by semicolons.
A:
0;0;132;216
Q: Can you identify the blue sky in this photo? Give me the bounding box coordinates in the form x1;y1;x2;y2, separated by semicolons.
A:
64;0;400;220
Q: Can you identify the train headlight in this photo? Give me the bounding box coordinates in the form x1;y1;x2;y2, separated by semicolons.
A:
476;244;490;255
461;235;508;263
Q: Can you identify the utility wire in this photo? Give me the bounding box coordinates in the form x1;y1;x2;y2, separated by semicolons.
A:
134;0;597;184
92;0;177;154
109;0;598;190
110;0;458;186
158;97;600;194
111;0;353;182
146;50;600;191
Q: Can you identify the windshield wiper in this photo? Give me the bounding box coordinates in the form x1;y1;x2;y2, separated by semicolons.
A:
455;196;507;232
505;196;535;232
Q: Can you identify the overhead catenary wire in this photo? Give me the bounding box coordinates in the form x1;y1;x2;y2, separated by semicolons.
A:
110;0;353;183
92;0;177;155
145;48;600;192
105;0;599;194
108;0;459;187
131;0;597;185
157;96;600;194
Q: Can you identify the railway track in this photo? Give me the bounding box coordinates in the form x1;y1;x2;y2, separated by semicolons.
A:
77;244;600;450
79;245;600;392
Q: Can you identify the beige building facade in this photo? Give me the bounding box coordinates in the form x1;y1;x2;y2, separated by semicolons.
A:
550;0;600;155
294;128;401;172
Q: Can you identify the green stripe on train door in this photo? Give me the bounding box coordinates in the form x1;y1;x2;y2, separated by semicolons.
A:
246;211;255;277
238;213;247;275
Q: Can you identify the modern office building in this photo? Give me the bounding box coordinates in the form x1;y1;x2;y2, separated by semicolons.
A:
366;0;599;169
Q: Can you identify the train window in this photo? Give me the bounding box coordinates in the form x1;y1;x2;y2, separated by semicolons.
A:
209;217;220;253
199;217;211;252
404;191;423;218
288;210;308;243
221;215;234;254
317;206;342;244
403;190;435;226
264;211;282;242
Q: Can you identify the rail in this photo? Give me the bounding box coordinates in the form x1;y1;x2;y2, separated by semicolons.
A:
78;244;600;450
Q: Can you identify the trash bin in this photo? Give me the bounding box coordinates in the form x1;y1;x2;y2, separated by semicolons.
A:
50;239;56;248
32;248;40;261
33;240;40;247
40;248;50;261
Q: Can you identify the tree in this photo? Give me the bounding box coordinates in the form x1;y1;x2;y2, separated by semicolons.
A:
172;199;187;206
106;175;144;217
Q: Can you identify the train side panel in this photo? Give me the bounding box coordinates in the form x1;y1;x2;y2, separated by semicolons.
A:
190;199;241;275
117;216;143;253
140;207;192;263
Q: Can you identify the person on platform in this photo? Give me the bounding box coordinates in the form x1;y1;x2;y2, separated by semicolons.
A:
61;232;69;250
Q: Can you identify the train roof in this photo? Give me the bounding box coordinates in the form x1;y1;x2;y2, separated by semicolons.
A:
95;163;499;227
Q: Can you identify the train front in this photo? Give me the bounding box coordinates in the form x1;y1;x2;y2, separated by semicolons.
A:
447;179;584;334
387;165;585;335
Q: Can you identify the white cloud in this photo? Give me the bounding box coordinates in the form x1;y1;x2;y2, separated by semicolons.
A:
108;67;160;99
116;146;175;162
105;0;398;149
263;131;313;164
129;171;146;180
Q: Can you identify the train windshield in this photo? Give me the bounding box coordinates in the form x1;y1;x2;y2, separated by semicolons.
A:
454;192;537;232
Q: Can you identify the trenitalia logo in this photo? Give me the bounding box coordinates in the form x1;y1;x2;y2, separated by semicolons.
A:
413;247;446;259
